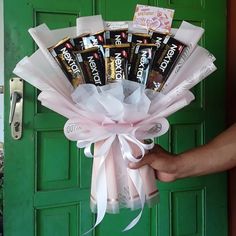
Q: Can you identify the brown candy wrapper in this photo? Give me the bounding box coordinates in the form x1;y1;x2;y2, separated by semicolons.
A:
72;33;90;51
150;31;167;49
82;31;105;49
147;36;186;91
128;44;156;85
105;29;128;45
104;44;130;83
76;47;105;86
127;33;151;64
48;37;84;88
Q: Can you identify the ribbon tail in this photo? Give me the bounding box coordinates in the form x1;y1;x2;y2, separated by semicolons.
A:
94;155;108;227
123;211;143;232
83;155;107;235
83;135;116;235
123;168;146;231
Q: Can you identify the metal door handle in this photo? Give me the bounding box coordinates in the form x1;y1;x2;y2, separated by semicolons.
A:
9;91;22;125
9;78;23;140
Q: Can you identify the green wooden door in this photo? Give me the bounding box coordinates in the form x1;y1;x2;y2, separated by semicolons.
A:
4;0;227;236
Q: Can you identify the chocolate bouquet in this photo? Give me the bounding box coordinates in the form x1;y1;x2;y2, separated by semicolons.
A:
13;5;216;232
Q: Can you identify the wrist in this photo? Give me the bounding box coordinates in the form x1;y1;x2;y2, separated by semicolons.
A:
173;154;187;180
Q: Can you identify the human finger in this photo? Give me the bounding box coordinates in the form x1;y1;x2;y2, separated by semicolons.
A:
128;151;156;169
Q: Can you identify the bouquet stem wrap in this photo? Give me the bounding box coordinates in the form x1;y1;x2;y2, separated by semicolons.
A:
92;140;159;229
64;112;169;231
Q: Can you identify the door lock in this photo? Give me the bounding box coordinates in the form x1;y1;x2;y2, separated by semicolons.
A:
0;85;3;94
9;78;23;140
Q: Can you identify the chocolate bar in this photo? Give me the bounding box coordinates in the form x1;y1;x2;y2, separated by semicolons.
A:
127;33;151;64
147;36;186;91
82;31;105;49
72;33;90;51
48;37;84;88
104;44;130;83
149;31;167;49
128;44;156;85
105;29;128;45
75;47;105;86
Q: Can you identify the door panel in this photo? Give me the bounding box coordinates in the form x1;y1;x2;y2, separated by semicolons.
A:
37;205;79;236
4;0;227;236
171;189;204;235
96;0;155;20
37;131;78;190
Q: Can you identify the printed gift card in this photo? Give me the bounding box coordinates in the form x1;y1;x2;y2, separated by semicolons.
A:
133;4;175;34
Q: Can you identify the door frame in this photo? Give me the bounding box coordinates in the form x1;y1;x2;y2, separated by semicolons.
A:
0;0;4;143
227;0;236;235
0;0;230;235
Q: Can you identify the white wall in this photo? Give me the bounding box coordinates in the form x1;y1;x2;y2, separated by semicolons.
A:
0;0;4;142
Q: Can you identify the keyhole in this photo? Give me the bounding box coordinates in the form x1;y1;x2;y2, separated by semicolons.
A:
14;122;20;132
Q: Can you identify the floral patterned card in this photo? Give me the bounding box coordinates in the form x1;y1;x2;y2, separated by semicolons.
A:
133;4;175;34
